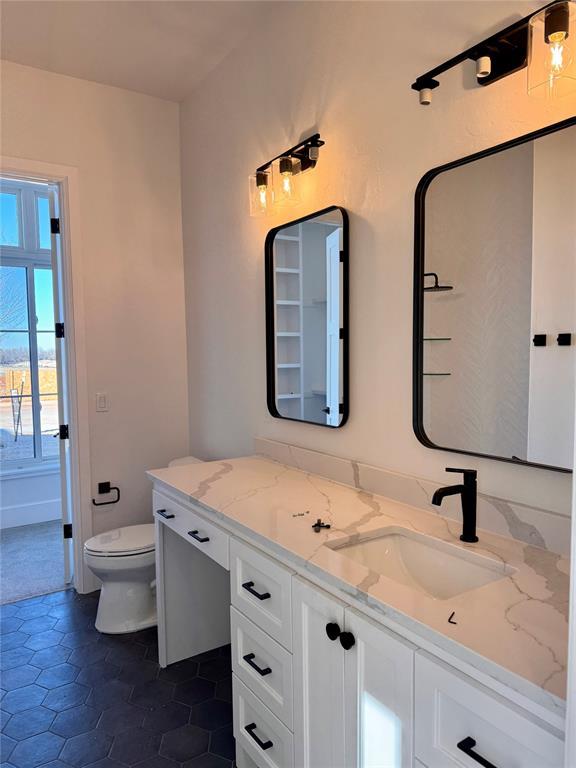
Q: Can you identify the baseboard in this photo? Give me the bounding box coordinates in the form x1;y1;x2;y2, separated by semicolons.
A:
0;498;61;530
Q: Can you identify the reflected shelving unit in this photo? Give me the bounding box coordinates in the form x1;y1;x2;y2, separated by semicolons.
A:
274;225;304;419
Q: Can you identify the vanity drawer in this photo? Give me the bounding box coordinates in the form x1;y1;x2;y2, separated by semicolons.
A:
231;606;293;729
230;539;292;650
233;675;294;768
415;653;564;768
153;491;229;570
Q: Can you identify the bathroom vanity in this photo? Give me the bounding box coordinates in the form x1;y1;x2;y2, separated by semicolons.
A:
148;455;567;768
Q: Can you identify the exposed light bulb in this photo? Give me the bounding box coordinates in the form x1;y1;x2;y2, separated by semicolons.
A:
275;157;300;205
528;1;576;99
249;170;271;216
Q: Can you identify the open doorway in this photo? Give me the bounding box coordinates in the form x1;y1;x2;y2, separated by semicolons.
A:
0;176;73;602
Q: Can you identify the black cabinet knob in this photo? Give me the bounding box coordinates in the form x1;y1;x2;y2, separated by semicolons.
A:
339;631;355;650
325;622;341;641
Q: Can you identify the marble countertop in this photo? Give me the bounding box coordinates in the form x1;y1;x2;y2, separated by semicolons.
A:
147;456;569;718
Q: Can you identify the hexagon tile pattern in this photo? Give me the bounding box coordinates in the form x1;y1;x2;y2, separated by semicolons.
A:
0;590;236;767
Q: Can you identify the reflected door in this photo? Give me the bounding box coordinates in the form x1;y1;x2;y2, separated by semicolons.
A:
326;227;342;426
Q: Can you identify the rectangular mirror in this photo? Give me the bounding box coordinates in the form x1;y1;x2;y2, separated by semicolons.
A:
266;206;349;427
414;118;576;472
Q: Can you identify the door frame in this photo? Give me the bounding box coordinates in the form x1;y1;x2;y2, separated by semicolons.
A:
1;155;94;593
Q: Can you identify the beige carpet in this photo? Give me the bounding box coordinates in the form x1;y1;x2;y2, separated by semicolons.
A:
0;520;66;604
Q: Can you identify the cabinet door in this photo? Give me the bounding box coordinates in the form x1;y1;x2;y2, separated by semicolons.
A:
293;577;347;768
344;608;415;768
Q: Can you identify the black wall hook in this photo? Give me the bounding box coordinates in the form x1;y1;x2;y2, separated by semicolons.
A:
92;481;120;507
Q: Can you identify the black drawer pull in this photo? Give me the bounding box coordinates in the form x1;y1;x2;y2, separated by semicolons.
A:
242;581;271;601
243;653;272;677
245;722;273;751
188;530;210;543
339;631;355;651
325;622;341;641
457;737;498;768
156;509;174;520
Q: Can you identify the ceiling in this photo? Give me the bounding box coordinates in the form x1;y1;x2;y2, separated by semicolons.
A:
0;1;279;101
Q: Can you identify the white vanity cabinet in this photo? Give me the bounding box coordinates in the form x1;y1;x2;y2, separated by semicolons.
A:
292;577;415;768
150;483;565;768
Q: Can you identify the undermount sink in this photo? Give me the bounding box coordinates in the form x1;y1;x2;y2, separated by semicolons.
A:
328;527;516;600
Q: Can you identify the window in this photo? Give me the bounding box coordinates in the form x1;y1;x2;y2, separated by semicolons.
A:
0;178;59;468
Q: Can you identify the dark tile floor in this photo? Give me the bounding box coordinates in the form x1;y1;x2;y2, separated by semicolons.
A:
0;590;236;768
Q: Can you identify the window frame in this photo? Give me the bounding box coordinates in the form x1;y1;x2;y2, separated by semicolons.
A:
1;178;59;472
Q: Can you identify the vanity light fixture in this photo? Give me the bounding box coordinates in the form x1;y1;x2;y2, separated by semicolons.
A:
249;133;324;216
411;0;576;104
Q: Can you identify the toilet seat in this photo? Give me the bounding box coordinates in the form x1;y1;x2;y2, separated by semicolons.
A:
84;524;155;557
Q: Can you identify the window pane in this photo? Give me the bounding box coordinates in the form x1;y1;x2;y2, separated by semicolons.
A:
34;269;55;331
0;192;20;247
40;394;59;458
38;332;57;395
0;332;31;396
0;395;34;461
0;265;29;330
37;196;51;250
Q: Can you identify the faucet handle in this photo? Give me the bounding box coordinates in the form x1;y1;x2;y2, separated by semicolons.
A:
445;467;477;481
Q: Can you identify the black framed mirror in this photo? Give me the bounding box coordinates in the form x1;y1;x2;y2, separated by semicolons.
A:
414;117;576;473
265;206;349;427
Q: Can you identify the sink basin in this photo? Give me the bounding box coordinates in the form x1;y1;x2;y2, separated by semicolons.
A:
328;527;515;600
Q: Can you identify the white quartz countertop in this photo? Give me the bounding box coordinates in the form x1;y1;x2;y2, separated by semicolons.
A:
147;456;569;716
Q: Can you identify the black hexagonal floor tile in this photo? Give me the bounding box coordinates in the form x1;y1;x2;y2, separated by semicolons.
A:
142;701;190;734
209;725;235;760
2;592;236;765
198;658;231;682
174;678;216;707
183;754;232;768
2;631;31;651
9;731;65;768
117;660;158;686
189;699;232;731
76;660;120;687
43;682;90;712
160;725;210;762
0;647;34;671
3;706;55;740
24;630;64;651
29;646;72;669
0;617;24;634
1;685;47;714
86;679;133;711
59;729;113;767
36;663;79;689
19;616;58;635
97;702;145;735
130;679;174;710
50;705;101;737
1;664;40;690
14;604;51;621
157;657;198;683
108;727;162;765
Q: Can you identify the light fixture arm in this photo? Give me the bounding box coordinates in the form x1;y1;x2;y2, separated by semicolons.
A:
411;0;564;100
256;133;324;175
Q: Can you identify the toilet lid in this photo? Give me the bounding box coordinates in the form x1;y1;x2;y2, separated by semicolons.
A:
84;524;155;555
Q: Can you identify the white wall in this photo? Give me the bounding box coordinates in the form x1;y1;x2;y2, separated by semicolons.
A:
1;61;190;538
179;1;574;514
0;470;60;529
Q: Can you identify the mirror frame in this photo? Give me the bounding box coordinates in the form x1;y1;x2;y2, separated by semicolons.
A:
265;205;350;428
413;116;576;474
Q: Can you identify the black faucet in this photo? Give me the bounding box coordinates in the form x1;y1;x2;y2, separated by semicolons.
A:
432;468;478;543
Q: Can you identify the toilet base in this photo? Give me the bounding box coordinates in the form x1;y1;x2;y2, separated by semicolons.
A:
95;578;157;635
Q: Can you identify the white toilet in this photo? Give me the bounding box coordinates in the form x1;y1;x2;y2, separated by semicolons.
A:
84;524;157;634
85;456;203;634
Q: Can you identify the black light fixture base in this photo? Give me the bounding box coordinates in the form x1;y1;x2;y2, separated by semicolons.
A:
410;0;564;99
256;133;324;176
